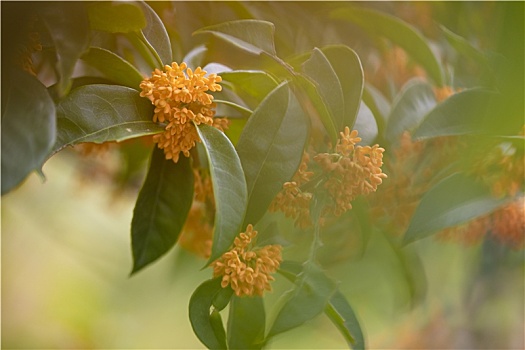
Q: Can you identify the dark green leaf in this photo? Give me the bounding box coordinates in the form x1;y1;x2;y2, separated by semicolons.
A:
220;70;279;109
267;263;338;338
194;20;277;56
130;148;194;273
39;2;89;96
81;47;144;89
325;292;365;350
87;2;146;33
413;88;503;139
189;277;228;349
322;45;364;131
385;80;436;146
278;261;365;350
53;85;163;153
237;82;308;227
404;173;509;244
1;70;56;195
292;74;338;145
303;48;345;132
228;296;265;349
212;286;234;311
332;6;444;86
196;124;248;265
136;1;173;65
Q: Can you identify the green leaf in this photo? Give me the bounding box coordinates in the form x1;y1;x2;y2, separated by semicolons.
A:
227;296;265;349
130;148;194;273
332;6;444;86
325;292;365;350
322;45;364;130
385;79;436;146
237;82;308;227
292;74;338;145
87;2;146;33
404;173;509;244
194;20;277;56
136;1;173;65
81;47;144;89
212;286;234;311
1;70;56;195
53;85;163;153
189;277;228;350
440;25;489;69
303;48;345;132
278;261;365;350
183;45;208;69
214;99;253;117
362;84;390;133
220;70;279;109
354;102;378;145
38;2;89;96
413;88;503;139
196;124;249;265
267;263;338;338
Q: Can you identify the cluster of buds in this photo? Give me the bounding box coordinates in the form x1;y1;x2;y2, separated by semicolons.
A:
271;128;387;227
315;128;387;217
269;153;314;228
212;224;282;297
139;62;228;162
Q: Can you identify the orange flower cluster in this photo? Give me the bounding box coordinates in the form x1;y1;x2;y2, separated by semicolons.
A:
315;128;387;217
139;62;227;162
271;128;386;227
212;224;282;297
438;199;524;249
269;153;314;228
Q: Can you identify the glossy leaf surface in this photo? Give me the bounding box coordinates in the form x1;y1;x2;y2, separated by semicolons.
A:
189;278;228;349
196;124;248;265
131;149;194;273
81;47;144;89
194;20;277;56
404;173;509;244
267;263;338;338
322;45;364;130
303;48;345;131
1;70;56;195
278;261;365;350
354;102;378;145
54;85;163;153
332;6;443;86
386;80;436;145
292;74;338;144
87;2;146;33
227;296;265;349
220;70;279;108
137;1;173;65
237;82;308;227
413;88;501;139
39;2;90;95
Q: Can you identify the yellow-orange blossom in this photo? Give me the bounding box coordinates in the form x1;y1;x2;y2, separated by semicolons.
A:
139;62;227;162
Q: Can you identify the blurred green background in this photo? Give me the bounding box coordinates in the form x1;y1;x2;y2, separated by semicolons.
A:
3;151;523;349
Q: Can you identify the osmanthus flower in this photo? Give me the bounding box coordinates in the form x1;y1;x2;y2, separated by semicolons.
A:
139;62;228;162
212;224;282;297
269;153;314;228
314;127;387;217
271;127;387;227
